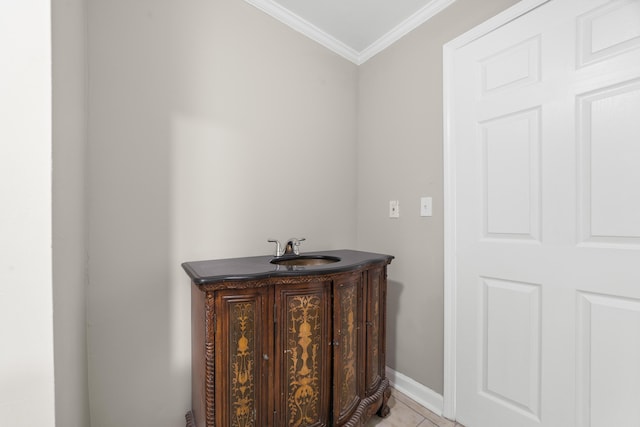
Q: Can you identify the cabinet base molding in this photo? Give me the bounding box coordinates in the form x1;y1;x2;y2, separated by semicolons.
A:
185;378;391;427
342;377;391;427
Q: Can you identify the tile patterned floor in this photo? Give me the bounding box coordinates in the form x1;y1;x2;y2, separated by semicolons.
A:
366;388;465;427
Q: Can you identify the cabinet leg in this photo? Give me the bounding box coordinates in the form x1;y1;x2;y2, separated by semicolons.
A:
377;386;392;418
185;410;196;427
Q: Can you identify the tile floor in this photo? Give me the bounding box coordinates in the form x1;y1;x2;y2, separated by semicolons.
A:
365;388;465;427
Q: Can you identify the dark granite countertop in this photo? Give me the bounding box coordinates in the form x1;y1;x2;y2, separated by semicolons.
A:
182;249;394;285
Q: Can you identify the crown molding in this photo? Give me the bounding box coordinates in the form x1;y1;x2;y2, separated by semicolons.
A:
244;0;361;63
359;0;456;63
245;0;456;65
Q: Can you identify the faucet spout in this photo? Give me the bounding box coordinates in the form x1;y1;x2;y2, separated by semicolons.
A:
269;238;306;257
284;238;306;256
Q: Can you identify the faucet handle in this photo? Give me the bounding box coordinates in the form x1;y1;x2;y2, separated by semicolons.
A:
291;238;305;255
267;239;283;257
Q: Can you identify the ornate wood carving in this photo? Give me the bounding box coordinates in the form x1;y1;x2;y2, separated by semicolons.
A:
205;292;216;427
229;302;256;427
185;410;196;427
338;281;358;414
341;378;391;427
198;269;364;292
285;294;322;427
367;271;381;393
377;385;392;418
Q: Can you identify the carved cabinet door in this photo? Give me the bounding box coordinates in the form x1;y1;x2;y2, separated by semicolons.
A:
274;280;332;427
332;272;364;426
214;287;273;427
364;267;386;396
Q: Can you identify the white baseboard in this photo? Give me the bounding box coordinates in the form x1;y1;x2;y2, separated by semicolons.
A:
386;366;444;416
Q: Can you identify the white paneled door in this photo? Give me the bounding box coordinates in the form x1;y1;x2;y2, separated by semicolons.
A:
450;0;640;426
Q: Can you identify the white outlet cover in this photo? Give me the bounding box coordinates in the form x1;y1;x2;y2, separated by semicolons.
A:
389;200;400;218
420;197;432;217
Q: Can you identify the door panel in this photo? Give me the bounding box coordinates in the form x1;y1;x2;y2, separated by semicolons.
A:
577;0;640;67
332;272;362;425
578;79;640;246
577;292;640;426
452;0;640;426
215;288;272;427
365;267;385;396
480;277;541;420
480;35;541;95
274;281;331;427
481;107;541;241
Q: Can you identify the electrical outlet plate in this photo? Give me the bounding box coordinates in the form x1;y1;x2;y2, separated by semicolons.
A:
420;197;432;217
389;200;399;218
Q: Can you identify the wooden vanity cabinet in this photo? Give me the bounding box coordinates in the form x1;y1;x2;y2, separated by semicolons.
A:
364;267;387;402
184;252;392;427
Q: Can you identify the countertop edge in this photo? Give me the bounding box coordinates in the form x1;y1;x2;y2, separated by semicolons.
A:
182;250;394;286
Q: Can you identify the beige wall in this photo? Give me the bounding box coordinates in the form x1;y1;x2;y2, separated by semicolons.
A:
52;0;91;426
0;1;55;425
53;0;524;424
356;0;520;394
86;0;357;425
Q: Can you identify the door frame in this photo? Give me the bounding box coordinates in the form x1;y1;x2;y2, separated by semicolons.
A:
441;0;551;419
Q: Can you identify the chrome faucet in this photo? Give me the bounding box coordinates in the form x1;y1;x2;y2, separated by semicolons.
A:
267;239;284;257
268;238;305;257
285;237;305;255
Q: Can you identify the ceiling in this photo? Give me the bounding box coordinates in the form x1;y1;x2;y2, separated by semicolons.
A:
244;0;457;65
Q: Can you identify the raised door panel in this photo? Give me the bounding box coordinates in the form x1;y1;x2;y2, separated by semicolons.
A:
365;267;386;396
332;272;363;425
480;277;541;419
578;79;640;247
275;280;331;427
577;0;640;67
214;287;272;427
480;108;541;241
577;292;640;426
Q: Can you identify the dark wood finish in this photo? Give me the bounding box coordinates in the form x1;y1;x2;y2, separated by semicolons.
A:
214;288;272;427
184;251;393;427
332;271;363;426
365;267;384;396
275;280;331;427
186;410;196;427
190;285;206;427
368;267;391;417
